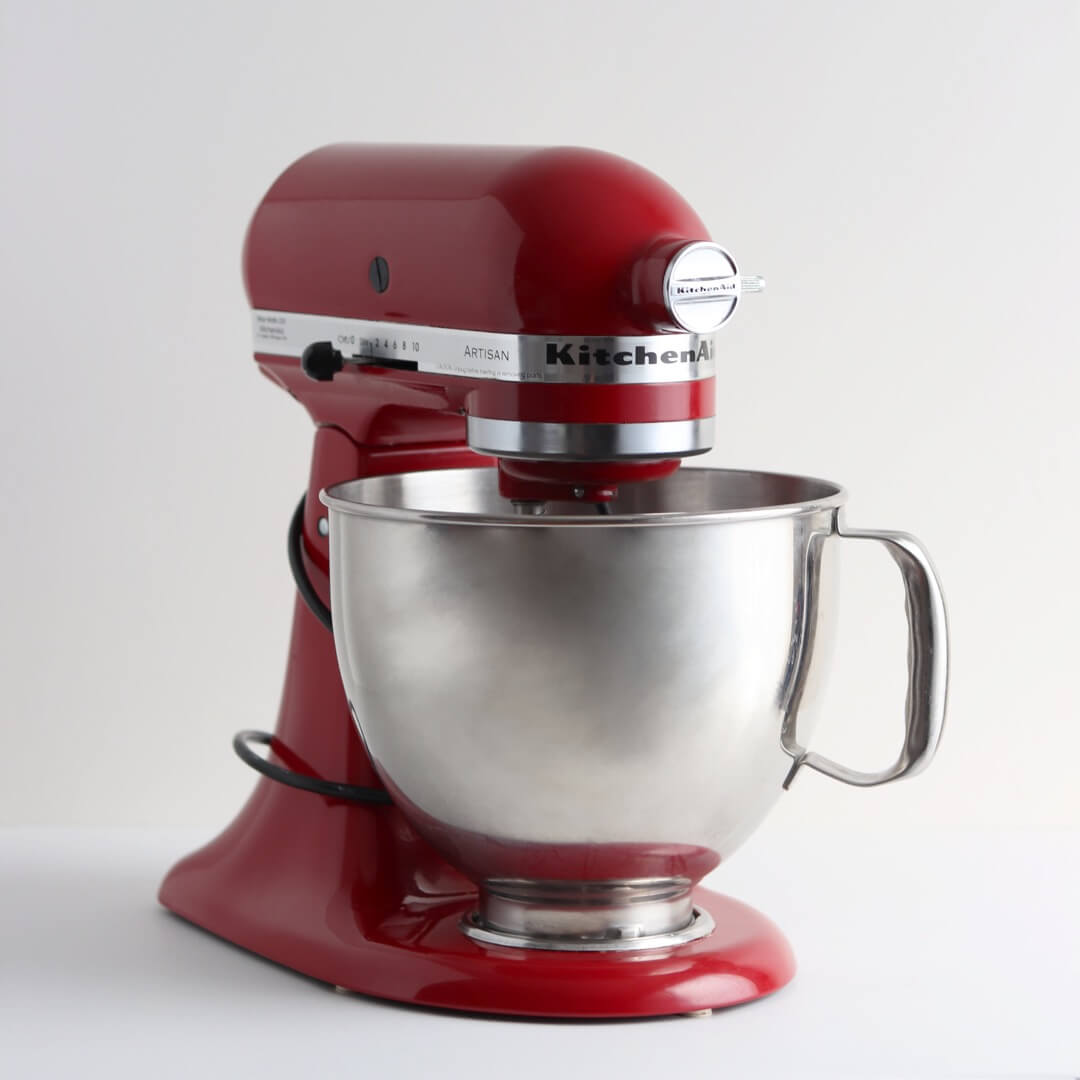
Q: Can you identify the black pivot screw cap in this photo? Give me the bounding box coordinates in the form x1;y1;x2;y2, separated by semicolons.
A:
301;341;344;382
369;256;390;293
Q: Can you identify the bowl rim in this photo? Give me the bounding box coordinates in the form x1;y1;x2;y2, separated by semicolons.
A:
319;466;847;528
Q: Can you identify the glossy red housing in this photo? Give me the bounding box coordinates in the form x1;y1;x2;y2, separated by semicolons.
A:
243;144;710;336
159;146;794;1017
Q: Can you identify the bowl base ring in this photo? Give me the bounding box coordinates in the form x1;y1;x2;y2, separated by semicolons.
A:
461;905;716;952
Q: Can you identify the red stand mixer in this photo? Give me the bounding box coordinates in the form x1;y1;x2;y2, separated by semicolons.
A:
160;144;948;1018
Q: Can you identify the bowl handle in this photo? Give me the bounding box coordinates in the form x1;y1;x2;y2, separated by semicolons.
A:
782;524;949;789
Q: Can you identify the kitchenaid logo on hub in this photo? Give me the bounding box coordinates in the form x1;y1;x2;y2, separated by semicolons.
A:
672;280;737;299
545;340;714;366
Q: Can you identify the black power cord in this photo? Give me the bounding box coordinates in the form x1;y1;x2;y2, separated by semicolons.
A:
233;730;392;805
230;495;392;807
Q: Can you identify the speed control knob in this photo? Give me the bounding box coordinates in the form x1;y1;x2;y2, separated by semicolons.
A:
301;341;345;382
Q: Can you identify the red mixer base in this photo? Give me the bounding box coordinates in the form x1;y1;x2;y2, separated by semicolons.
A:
162;875;793;1018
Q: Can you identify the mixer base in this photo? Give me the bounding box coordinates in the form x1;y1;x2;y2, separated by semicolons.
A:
163;868;794;1018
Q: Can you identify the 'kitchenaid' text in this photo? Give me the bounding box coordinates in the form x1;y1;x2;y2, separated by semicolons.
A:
545;341;713;366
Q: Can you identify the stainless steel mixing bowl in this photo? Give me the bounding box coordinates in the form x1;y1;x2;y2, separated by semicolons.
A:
321;467;947;950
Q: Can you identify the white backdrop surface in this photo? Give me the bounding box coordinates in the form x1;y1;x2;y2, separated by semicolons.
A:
1;0;1078;836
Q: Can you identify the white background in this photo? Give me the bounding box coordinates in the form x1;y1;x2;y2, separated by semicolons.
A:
1;2;1078;835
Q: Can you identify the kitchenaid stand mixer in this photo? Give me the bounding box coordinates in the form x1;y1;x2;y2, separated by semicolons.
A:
160;145;948;1018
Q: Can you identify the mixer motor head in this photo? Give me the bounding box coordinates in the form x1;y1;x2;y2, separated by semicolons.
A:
244;144;763;503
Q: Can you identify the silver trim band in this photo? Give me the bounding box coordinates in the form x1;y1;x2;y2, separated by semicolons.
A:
466;417;715;460
252;310;716;385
